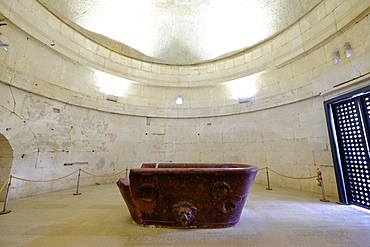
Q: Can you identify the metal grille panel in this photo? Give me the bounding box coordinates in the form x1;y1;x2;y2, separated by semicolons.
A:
333;98;370;209
358;96;370;207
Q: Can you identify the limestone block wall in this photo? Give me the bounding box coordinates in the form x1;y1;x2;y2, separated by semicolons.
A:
0;0;369;199
0;83;142;199
0;84;337;199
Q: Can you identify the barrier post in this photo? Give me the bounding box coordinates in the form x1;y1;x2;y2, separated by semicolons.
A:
73;169;82;195
0;176;12;215
265;167;272;190
317;170;329;202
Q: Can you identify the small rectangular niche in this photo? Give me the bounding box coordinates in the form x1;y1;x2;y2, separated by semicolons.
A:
176;96;183;105
238;97;250;104
333;49;341;64
344;42;353;57
64;161;88;166
53;108;60;113
106;94;118;102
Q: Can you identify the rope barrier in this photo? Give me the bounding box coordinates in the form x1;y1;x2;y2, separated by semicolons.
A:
266;167;317;180
259;167;317;179
1;168;131;214
0;177;9;193
259;166;329;202
72;168;128;195
80;168;128;178
1;165;329;216
7;168;128;183
1;176;12;214
11;170;79;183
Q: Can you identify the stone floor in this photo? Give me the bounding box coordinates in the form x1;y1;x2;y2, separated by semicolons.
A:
0;183;369;247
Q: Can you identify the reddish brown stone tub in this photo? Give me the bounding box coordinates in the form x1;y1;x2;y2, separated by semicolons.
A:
117;163;258;228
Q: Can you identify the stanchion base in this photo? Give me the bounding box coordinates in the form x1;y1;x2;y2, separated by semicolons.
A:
73;193;81;195
0;210;11;215
320;199;330;202
265;188;272;190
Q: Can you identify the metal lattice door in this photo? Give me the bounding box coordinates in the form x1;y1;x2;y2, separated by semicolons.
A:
328;94;370;209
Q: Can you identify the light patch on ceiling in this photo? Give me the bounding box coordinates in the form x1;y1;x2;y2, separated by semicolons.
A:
38;0;320;64
83;2;156;59
203;1;270;59
94;69;132;96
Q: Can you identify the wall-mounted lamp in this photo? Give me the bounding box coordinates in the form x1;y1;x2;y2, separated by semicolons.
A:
176;96;183;105
344;42;353;57
333;49;341;64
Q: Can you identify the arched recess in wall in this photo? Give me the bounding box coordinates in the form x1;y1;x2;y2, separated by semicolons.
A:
0;102;40;200
0;133;12;202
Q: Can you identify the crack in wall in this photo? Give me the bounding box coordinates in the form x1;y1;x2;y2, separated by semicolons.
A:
8;86;40;167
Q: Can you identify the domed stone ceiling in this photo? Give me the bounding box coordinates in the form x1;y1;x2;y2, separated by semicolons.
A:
38;0;321;65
